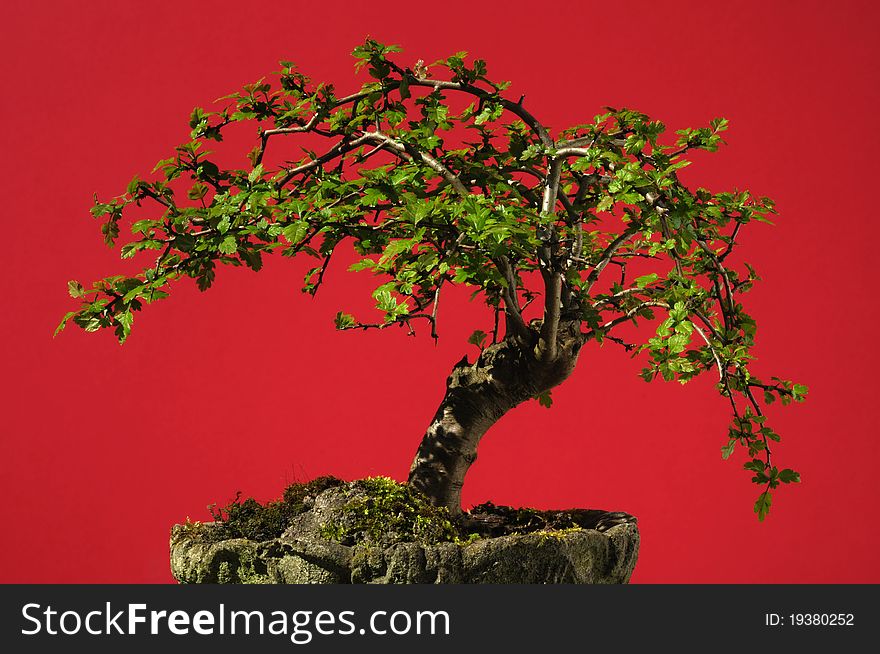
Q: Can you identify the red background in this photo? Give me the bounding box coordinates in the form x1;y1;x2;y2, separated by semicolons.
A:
2;0;878;583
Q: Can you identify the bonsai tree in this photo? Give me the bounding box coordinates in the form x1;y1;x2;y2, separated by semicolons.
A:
59;40;807;521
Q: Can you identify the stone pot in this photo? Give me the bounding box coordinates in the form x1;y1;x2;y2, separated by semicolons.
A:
171;522;639;584
170;479;639;584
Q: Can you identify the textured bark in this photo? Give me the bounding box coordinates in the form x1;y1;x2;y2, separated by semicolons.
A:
408;323;584;513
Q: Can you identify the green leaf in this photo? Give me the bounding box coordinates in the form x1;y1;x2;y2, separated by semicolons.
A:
754;490;772;521
122;284;146;303
634;273;658;288
239;248;263;271
792;384;809;401
348;258;376;272
674;320;693;336
710;117;730;133
219;236;237;254
54;311;76;337
67;280;85;298
334;311;357;329
196;263;216;291
114;310;134;344
101;219;120;246
90;202;112;218
78;315;102;332
721;438;736;460
778;469;801;484
667;333;690;354
743;459;766;473
467;329;487;349
189;107;206;129
248;163;264;184
362;187;385;206
624;135;646;154
187;182;209;200
126;175;141;196
535;390;553;409
669;301;687;321
174;233;196;252
151;157;176;174
131;219;156;235
372;288;398;313
282;221;309;244
596;196;614;212
474;103;503;125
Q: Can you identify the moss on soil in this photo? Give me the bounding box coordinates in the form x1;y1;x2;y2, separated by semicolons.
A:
317;476;463;546
197;476;607;547
207;475;344;542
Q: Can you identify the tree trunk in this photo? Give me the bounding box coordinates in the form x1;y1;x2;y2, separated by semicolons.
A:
407;324;583;514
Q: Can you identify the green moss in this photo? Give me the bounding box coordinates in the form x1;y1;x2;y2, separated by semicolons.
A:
213;548;270;584
194;476;603;551
536;527;584;544
178;518;209;538
207;476;344;543
319;476;461;547
217;561;232;584
236;548;270;584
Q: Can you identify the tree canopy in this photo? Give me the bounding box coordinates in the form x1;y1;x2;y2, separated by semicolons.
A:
59;39;806;520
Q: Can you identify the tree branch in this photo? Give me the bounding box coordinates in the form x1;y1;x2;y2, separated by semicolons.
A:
719;222;742;261
537;271;562;361
598;300;670;333
540;158;562;216
430;282;442;341
407;77;554;148
691;321;724;381
359;131;469;197
277;135;375;186
493;255;530;341
257;114;321;164
338;312;435;333
584;226;640;293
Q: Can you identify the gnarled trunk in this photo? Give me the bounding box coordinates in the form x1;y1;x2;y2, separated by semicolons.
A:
407;325;583;513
